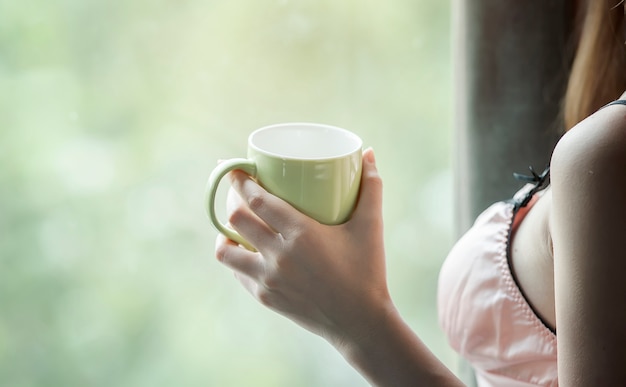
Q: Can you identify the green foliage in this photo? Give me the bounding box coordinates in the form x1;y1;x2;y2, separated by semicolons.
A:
0;0;454;385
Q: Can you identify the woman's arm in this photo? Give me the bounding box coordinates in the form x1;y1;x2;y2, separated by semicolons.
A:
550;104;626;386
215;148;463;386
335;299;465;386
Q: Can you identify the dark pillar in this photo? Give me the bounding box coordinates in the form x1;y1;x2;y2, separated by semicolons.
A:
453;0;571;231
452;0;573;384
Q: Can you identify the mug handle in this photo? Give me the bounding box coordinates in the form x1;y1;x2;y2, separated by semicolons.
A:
205;158;257;251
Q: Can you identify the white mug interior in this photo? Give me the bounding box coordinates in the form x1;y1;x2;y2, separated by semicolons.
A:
249;123;362;159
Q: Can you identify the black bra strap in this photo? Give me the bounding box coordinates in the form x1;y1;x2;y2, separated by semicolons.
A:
509;166;550;211
507;97;625;210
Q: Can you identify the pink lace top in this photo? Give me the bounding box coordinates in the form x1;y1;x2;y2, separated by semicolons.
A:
437;184;558;386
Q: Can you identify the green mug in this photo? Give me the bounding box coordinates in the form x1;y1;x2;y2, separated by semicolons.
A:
205;122;363;250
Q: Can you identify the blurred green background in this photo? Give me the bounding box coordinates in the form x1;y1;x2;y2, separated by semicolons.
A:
0;0;456;385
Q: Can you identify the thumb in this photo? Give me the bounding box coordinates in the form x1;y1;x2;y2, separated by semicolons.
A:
351;147;384;222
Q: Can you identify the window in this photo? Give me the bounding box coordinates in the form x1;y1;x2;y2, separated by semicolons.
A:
0;0;454;385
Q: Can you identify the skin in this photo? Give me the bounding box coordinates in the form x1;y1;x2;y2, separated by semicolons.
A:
550;98;626;385
214;93;626;386
512;92;626;385
216;148;462;386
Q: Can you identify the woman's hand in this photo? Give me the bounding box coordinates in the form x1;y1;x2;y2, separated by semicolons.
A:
214;148;392;347
214;148;465;387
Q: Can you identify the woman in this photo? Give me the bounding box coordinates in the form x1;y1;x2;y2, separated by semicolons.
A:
214;1;626;385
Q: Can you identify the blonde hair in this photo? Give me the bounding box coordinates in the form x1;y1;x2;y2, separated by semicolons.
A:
563;0;626;131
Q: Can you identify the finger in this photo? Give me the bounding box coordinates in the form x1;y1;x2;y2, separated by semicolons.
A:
234;271;285;312
351;147;384;223
225;182;274;251
227;193;285;250
215;234;265;279
229;170;308;236
233;271;260;299
226;186;245;218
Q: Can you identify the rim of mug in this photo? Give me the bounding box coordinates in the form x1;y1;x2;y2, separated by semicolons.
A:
248;122;363;160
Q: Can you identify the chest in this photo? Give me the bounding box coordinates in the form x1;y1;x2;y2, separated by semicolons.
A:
509;188;556;331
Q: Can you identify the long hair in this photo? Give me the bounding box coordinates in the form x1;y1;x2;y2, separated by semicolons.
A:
563;0;626;131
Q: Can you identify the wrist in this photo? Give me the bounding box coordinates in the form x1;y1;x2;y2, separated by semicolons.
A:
329;300;463;387
333;299;400;361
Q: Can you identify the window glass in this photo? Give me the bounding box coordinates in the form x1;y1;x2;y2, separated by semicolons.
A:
0;0;455;385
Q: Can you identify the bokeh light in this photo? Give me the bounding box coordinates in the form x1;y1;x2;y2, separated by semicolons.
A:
0;1;456;386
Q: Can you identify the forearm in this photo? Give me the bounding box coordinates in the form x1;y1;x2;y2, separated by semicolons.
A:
335;302;464;387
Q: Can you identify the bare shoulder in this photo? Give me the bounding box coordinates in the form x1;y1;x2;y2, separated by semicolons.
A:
551;101;626;185
549;99;626;257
